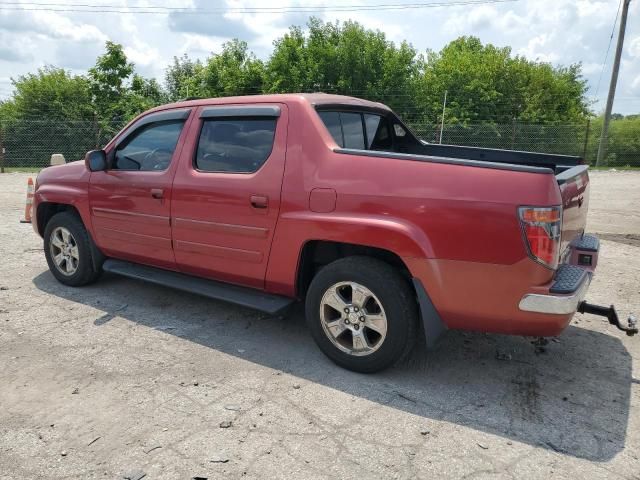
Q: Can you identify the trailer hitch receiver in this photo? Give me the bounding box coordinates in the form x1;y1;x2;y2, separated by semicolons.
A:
577;301;638;336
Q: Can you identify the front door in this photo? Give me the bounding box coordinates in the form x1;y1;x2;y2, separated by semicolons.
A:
171;104;288;289
89;110;191;270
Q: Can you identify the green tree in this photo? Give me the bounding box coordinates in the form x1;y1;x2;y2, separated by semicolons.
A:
88;41;135;123
0;67;97;167
0;66;93;122
266;18;418;113
413;36;590;125
587;115;640;166
165;53;203;100
89;41;167;140
200;39;265;97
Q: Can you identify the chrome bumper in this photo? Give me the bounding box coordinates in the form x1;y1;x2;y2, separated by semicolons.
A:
519;273;592;315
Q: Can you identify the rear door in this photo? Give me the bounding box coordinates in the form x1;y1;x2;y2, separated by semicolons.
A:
171;104;288;289
89;108;191;270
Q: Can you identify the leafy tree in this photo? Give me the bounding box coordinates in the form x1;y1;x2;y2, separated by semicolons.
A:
0;67;93;122
165;53;203;100
129;74;166;113
200;39;265;97
413;36;590;125
88;41;135;123
266;18;418;113
0;67;96;166
586;115;640;166
88;41;167;141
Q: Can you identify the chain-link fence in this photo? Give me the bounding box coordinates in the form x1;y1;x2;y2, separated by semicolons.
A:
0;119;127;171
0;118;638;170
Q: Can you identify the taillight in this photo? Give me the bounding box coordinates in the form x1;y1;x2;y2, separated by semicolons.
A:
518;206;562;269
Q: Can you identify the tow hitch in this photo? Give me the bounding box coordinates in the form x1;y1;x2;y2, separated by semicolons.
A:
578;301;638;336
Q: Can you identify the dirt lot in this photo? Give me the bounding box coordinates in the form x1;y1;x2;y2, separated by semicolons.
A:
0;170;639;479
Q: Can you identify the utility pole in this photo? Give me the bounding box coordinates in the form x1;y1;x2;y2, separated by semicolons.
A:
439;90;447;144
596;0;631;166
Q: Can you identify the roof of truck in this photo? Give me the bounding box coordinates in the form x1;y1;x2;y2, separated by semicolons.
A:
152;93;391;113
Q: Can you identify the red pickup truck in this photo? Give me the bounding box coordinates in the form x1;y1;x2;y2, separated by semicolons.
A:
31;93;636;372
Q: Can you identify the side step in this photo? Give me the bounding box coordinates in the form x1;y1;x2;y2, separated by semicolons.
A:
102;259;294;315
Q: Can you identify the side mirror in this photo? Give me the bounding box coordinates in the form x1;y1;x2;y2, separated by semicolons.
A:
85;149;107;172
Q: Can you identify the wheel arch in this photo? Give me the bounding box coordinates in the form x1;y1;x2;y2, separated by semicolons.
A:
36;202;82;238
295;240;447;349
39;204;105;271
295;240;411;297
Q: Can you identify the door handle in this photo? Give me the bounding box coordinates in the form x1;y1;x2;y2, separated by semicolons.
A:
151;188;164;199
250;195;268;209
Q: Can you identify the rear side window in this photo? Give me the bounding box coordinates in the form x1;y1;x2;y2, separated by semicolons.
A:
318;112;343;147
364;114;392;150
195;118;277;173
340;113;365;149
113;121;184;171
318;110;390;151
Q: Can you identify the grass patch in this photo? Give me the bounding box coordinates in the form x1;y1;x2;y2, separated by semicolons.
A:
589;166;640;171
1;167;42;173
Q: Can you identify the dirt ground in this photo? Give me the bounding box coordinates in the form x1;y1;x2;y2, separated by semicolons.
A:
0;170;639;479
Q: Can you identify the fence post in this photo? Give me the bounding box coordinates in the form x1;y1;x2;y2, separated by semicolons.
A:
0;120;4;173
582;119;591;163
511;117;517;150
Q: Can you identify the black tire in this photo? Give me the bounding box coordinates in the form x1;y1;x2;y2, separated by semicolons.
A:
305;256;418;373
43;211;102;286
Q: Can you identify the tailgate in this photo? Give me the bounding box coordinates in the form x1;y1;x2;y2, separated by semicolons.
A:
556;165;590;254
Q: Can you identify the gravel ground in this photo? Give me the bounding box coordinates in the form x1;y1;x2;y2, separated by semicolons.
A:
0;170;639;479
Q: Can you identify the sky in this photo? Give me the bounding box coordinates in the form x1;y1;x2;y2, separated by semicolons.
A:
0;0;639;115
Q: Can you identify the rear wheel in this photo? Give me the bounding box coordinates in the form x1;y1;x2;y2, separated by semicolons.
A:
44;212;102;286
305;256;417;373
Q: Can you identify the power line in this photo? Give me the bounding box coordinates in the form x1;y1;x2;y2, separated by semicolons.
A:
0;0;519;14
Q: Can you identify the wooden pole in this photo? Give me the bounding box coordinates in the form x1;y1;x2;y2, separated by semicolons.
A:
596;0;631;166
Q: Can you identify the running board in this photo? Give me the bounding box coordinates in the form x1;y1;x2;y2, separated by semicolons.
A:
102;259;294;315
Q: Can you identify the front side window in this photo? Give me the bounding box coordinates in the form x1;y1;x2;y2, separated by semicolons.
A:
195;118;277;173
113;121;184;171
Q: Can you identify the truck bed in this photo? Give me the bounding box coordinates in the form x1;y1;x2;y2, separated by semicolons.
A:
416;142;584;174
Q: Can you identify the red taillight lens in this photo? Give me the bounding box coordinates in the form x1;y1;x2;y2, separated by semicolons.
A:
519;206;562;269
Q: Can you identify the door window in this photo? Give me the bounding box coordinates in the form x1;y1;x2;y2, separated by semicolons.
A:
340;113;365;149
195;118;277;173
318;110;391;151
318;111;343;147
364;114;392;150
113;121;184;171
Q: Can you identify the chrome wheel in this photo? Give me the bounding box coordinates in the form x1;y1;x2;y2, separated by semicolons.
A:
320;281;388;356
49;226;79;276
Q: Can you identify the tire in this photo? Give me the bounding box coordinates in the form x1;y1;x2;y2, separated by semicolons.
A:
305;256;418;373
43;211;102;287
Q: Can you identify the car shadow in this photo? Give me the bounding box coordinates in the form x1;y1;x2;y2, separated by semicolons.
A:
33;270;633;462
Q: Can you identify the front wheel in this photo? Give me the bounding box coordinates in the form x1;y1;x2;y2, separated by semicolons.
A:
305;256;418;373
44;212;102;286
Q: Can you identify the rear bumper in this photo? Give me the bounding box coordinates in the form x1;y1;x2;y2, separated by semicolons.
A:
518;234;599;316
403;234;602;337
519;269;591;314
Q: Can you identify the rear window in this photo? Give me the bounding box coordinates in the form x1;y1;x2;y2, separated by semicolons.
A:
195;118;277;173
